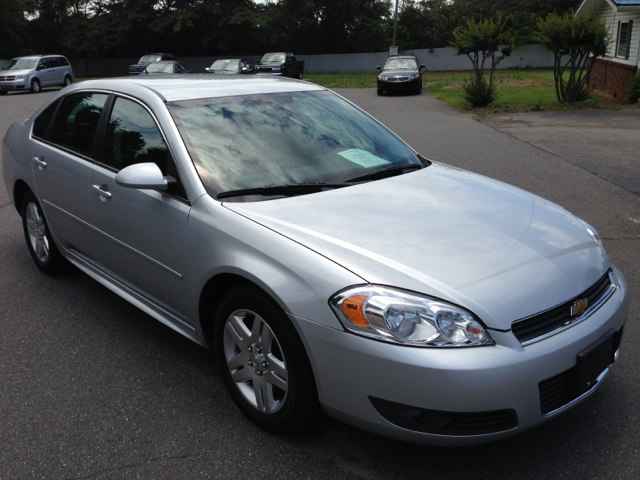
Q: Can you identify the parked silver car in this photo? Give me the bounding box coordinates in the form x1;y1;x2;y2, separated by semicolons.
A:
0;55;75;94
2;75;628;445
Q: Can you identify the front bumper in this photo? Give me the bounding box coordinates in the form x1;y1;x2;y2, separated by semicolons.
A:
294;267;628;445
0;78;29;91
377;77;421;92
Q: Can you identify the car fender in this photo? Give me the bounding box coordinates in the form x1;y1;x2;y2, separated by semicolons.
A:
185;195;365;343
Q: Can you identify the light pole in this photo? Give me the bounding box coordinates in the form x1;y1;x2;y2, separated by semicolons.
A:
392;0;399;49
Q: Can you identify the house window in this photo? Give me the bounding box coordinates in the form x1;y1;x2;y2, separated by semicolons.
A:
616;21;633;59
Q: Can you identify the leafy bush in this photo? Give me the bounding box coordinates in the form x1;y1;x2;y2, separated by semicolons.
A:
532;100;544;111
627;75;640;104
462;76;498;107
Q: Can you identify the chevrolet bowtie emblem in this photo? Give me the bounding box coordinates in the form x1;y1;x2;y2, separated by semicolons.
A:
571;298;588;317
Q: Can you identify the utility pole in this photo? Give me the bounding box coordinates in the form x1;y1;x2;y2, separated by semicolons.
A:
392;0;399;48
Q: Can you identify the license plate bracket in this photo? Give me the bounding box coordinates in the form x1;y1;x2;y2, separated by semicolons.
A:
576;329;617;392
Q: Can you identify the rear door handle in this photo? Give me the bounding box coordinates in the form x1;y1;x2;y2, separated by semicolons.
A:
33;156;47;170
92;184;112;201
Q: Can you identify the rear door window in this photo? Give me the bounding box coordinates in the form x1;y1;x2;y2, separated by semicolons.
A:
51;92;109;157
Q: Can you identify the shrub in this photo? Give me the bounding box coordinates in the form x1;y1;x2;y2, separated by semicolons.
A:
462;76;498;107
627;75;640;104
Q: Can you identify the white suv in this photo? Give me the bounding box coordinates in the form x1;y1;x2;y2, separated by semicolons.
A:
0;55;75;95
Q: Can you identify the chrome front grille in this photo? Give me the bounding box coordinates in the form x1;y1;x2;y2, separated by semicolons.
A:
512;270;616;345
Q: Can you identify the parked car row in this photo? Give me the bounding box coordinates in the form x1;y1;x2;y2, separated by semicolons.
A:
128;52;304;79
0;50;306;95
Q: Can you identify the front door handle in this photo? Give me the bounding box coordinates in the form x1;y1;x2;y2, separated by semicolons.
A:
33;156;47;170
92;184;112;201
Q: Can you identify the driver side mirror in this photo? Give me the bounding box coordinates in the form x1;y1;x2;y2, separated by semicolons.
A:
205;67;210;72
115;163;175;191
37;63;47;70
376;66;381;71
419;65;426;70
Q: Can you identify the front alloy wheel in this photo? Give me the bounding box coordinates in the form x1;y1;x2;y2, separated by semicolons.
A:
214;286;320;432
223;309;289;414
30;79;40;93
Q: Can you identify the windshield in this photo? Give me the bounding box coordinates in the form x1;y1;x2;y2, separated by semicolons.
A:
261;53;285;63
211;60;240;72
3;58;38;70
384;58;418;71
168;91;421;199
138;55;162;65
146;62;174;73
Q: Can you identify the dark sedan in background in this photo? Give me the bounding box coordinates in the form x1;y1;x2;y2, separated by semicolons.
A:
142;61;192;75
205;59;255;74
376;56;425;96
129;53;177;75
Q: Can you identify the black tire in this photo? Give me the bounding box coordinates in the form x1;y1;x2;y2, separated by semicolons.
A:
298;70;303;80
213;285;320;433
377;88;383;96
30;79;41;93
63;75;72;87
0;91;7;95
21;191;67;274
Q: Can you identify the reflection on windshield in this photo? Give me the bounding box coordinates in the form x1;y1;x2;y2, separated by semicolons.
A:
139;55;162;64
211;60;240;71
146;63;174;73
168;91;421;198
384;59;418;70
4;58;38;70
262;54;285;63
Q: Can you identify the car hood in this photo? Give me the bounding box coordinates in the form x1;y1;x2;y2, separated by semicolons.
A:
1;69;32;76
224;163;610;330
381;69;419;76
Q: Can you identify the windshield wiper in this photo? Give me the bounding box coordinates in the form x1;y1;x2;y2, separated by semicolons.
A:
346;164;423;183
217;182;352;199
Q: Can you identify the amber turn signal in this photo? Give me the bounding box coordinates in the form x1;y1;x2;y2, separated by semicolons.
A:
341;295;370;327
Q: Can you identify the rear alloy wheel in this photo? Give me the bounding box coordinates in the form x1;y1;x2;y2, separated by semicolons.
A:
30;79;41;93
214;286;320;432
21;191;67;274
63;76;72;87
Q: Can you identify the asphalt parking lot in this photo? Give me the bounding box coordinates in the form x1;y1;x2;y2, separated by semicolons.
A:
1;87;639;479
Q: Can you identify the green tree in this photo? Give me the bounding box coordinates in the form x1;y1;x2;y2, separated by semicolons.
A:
0;0;31;58
451;15;519;88
537;12;610;103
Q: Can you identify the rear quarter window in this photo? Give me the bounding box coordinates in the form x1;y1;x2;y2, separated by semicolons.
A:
32;100;59;139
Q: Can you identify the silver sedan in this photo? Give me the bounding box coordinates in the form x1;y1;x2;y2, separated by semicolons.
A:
2;75;628;445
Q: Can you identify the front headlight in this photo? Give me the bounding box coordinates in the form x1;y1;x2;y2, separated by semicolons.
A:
330;286;493;347
579;219;603;248
378;74;383;80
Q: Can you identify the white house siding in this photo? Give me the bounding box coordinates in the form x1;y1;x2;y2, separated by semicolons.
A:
596;3;640;67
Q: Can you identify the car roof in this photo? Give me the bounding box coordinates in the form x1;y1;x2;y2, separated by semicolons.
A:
386;56;417;60
73;75;324;102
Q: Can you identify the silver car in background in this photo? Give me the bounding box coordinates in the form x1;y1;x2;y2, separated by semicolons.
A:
0;55;75;94
1;75;628;445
